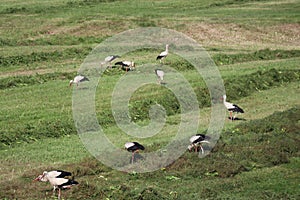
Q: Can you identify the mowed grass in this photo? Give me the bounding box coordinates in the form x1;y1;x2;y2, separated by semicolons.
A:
1;81;299;162
0;0;300;199
0;81;299;199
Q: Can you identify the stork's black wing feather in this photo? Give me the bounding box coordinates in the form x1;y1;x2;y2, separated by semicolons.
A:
80;76;89;82
232;104;244;113
56;170;72;178
156;55;164;60
133;142;145;150
58;179;79;189
115;61;124;66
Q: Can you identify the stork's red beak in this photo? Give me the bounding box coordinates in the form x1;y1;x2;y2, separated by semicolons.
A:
33;175;43;182
33;177;39;182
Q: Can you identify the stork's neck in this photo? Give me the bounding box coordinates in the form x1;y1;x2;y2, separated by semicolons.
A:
222;95;227;103
165;45;169;52
41;174;49;182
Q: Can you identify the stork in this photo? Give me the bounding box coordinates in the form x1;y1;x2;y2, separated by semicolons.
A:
115;61;135;72
125;142;145;164
34;170;78;200
155;69;164;84
69;75;89;87
101;55;120;68
156;44;169;63
188;134;210;154
221;95;244;120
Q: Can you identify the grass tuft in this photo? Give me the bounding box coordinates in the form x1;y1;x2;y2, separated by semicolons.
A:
214;49;300;66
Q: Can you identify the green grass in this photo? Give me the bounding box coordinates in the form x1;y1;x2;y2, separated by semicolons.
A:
213;49;300;66
1;105;299;199
1;81;299;199
1;67;298;147
0;0;300;199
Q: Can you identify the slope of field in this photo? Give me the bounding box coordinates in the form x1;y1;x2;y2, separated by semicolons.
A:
0;0;299;199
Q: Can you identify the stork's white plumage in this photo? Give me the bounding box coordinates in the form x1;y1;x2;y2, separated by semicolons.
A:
34;170;78;200
115;61;135;72
222;95;244;120
156;44;169;63
102;55;120;68
125;142;145;164
105;55;119;63
69;75;89;87
155;69;164;84
188;134;210;154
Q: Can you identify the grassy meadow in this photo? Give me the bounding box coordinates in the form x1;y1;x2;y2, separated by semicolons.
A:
0;0;299;199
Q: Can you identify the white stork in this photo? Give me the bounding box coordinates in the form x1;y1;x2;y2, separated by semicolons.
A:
125;142;145;164
69;75;89;87
115;61;135;72
34;170;78;200
156;44;169;63
188;134;210;154
101;55;120;68
222;94;244;120
155;69;164;84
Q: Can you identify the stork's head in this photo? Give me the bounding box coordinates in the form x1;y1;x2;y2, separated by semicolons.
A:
33;171;48;182
69;80;74;87
33;174;42;181
187;144;194;152
220;94;226;101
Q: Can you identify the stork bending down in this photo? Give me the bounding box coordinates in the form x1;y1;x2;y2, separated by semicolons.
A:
34;170;78;200
69;75;89;88
101;55;120;68
115;61;135;72
188;134;210;154
125;142;145;164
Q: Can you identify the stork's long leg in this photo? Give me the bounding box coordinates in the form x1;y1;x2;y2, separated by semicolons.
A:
57;188;61;200
53;186;56;196
131;152;135;164
193;144;197;152
200;145;204;155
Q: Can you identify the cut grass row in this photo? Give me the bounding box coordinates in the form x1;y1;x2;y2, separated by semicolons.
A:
1;0;298;24
1;67;299;147
1;105;299;199
0;0;299;48
0;0;299;199
1;48;300;70
0;47;92;67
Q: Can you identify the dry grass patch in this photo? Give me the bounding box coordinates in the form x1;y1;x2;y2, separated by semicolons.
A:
183;22;300;50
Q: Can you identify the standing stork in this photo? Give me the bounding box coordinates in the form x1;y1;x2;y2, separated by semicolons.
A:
115;61;135;72
101;55;120;68
125;142;145;164
156;44;169;63
155;69;165;84
221;94;244;120
34;170;79;200
188;134;210;154
69;75;89;87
